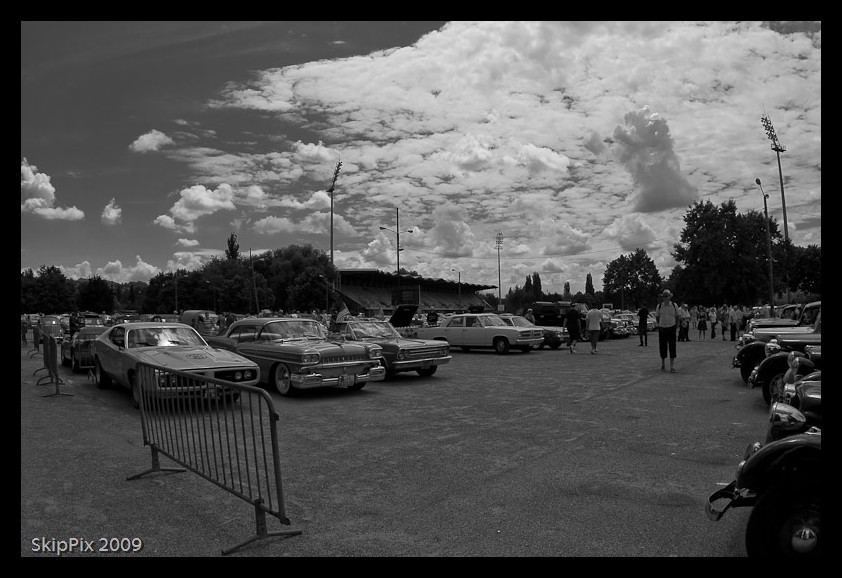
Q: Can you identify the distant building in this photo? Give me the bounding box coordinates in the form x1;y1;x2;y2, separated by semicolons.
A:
336;269;494;316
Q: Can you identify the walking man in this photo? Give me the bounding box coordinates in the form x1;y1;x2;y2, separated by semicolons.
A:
562;304;582;354
637;304;649;346
655;290;678;373
586;305;603;354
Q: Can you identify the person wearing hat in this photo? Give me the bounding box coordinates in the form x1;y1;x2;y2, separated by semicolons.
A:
654;289;679;372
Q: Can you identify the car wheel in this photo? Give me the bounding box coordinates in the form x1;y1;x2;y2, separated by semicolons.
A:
745;476;821;558
129;374;141;409
417;366;437;377
493;338;510;354
95;358;112;390
764;371;788;406
272;364;296;397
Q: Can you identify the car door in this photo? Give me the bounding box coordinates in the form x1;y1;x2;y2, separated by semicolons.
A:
463;315;486;346
445;316;465;345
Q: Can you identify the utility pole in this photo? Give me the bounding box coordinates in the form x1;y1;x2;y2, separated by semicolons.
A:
451;268;462;311
379;207;412;310
755;179;775;317
496;232;503;311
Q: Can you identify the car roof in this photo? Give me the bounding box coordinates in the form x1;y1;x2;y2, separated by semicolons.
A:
111;322;195;330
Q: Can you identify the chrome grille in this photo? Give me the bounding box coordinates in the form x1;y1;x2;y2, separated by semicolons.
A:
406;347;444;360
322;353;369;364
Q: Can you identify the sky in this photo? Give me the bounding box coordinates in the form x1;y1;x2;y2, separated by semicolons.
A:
21;21;821;296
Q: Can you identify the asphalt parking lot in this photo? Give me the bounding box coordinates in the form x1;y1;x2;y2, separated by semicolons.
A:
21;333;770;557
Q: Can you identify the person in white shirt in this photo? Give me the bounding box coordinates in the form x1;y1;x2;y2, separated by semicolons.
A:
655;290;679;373
585;306;603;354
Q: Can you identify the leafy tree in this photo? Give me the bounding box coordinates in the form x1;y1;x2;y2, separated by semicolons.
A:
28;266;74;314
563;282;571;300
77;275;114;313
672;199;781;306
585;273;594;296
523;275;533;300
603;249;662;309
531;272;542;300
225;232;240;261
789;244;821;295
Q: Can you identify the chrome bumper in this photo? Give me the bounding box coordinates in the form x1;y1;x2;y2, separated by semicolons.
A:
391;356;452;371
291;365;386;389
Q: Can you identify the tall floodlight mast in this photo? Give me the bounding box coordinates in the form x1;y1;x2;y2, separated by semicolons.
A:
761;114;789;243
495;232;503;308
328;158;342;265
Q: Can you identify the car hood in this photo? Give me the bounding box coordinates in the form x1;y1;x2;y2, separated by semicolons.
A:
357;335;444;347
133;346;256;369
753;325;815;341
389;304;419;328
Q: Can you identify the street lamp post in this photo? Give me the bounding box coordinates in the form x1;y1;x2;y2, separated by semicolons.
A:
379;207;413;309
495;232;503;311
755;178;775;317
205;281;217;313
451;268;462;311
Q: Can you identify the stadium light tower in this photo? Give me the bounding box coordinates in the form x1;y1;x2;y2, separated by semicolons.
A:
495;232;503;310
761;114;789;243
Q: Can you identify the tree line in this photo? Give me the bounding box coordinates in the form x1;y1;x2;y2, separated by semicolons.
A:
21;200;820;316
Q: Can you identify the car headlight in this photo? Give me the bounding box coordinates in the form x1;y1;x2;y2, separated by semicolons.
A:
369;346;383;359
787;351;805;371
302;352;320;364
440;345;449;356
769;402;806;427
396;348;408;361
764;340;781;356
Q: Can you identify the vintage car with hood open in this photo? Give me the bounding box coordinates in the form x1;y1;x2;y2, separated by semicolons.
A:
331;305;451;377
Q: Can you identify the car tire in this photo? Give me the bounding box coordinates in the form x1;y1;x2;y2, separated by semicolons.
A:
129;374;140;409
272;364;297;397
95;359;112;390
493;338;510;354
740;363;754;384
417;366;437;377
764;370;788;406
745;476;821;557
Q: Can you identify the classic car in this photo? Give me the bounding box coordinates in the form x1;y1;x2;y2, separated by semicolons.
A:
733;310;821;383
38;315;64;339
604;314;633;339
205;317;385;396
767;371;821;443
61;325;108;372
747;323;822;405
498;313;568;349
332;307;451;377
179;309;220;336
409;312;544;354
706;431;821;557
93;322;259;407
744;300;820;334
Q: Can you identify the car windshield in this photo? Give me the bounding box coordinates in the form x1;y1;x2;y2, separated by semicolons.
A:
349;321;400;339
262;320;326;340
127;326;206;348
505;316;533;327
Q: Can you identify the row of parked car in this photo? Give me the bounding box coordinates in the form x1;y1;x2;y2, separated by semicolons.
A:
707;306;821;557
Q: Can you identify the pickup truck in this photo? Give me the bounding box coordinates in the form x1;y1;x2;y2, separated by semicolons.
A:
400;312;544;354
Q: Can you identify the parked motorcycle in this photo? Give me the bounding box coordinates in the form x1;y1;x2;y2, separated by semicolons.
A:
706;430;822;557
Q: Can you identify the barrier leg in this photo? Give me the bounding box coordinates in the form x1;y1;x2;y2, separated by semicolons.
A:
127;446;186;480
221;500;302;556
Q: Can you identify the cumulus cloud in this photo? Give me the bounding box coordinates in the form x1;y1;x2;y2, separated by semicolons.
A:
101;198;122;225
612;106;698;213
154;183;237;233
603;213;659;251
176;238;200;247
129;129;175;153
20;158;85;220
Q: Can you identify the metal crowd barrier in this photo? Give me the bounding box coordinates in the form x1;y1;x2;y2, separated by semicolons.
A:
127;362;301;555
36;336;71;398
